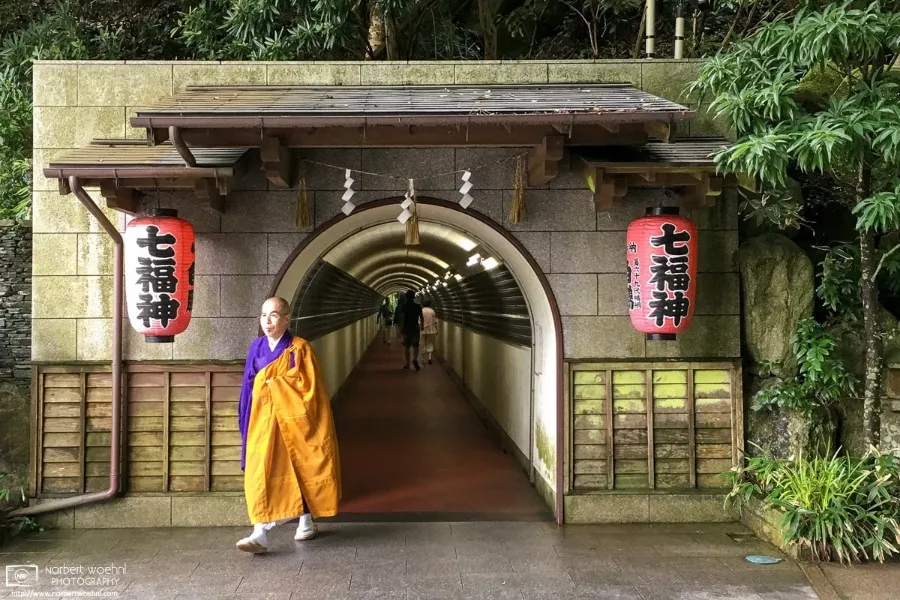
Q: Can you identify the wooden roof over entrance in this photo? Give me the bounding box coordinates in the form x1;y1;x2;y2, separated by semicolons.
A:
45;140;250;214
130;84;693;160
132;84;691;127
42;84;730;216
573;139;733;212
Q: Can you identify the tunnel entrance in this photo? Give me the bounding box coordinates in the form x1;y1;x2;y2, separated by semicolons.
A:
270;198;562;522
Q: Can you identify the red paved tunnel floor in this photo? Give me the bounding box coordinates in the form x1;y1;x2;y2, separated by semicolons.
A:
329;339;552;521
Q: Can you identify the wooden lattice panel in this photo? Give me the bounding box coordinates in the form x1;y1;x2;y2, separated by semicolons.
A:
35;364;245;496
570;362;742;492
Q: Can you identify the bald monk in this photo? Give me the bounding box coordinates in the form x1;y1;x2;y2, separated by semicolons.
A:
236;297;341;553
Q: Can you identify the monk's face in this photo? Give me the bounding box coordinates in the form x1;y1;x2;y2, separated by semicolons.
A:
260;298;289;339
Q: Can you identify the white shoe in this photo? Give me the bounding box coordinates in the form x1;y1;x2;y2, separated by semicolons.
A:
236;528;268;553
294;514;317;541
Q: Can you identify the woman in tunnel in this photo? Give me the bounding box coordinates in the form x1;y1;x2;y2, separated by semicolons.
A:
420;297;438;365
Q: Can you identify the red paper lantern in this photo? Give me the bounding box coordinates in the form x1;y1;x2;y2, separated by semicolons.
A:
125;208;195;343
626;207;698;340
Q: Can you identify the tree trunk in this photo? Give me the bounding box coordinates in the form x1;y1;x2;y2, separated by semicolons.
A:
477;0;498;60
367;1;385;59
370;0;443;60
858;161;883;448
384;14;399;60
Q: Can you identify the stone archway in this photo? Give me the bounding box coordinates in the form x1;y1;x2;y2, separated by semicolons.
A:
269;197;566;522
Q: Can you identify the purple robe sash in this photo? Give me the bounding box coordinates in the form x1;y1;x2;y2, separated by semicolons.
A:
238;331;294;470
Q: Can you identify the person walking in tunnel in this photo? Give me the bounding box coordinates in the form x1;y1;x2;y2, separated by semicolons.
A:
400;289;424;371
235;297;342;553
420;297;439;365
393;294;405;342
378;299;393;345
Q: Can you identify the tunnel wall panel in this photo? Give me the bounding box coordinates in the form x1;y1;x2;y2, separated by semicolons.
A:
437;322;532;468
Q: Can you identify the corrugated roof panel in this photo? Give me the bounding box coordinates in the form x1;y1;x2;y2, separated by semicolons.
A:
46;143;248;168
132;84;690;118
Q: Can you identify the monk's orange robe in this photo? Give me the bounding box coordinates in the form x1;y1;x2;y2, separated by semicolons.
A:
244;337;341;522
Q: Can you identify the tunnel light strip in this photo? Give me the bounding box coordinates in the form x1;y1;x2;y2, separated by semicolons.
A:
481;257;500;270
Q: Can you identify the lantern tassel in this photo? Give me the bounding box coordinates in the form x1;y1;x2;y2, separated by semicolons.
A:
509;156;526;224
296;164;311;228
405;200;420;245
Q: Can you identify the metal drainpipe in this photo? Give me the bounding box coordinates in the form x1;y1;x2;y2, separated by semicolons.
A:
11;176;123;517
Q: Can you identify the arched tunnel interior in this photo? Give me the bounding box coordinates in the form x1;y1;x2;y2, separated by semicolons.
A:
273;201;557;521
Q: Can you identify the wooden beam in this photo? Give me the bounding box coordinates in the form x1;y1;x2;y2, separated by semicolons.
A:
527;135;565;186
260;135;292;189
194;179;224;213
644;122;673;143
168;122;649;149
100;183;140;214
592;169;628;212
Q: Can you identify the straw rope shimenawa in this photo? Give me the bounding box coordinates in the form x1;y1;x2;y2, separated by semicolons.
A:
301;151;528;183
405;183;420;246
297;151;530;237
509;155;526;224
295;163;312;228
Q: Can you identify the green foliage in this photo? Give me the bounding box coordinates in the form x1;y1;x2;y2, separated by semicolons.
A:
753;318;857;419
0;65;31;220
725;446;900;563
691;2;900;446
0;472;41;540
738;187;806;232
816;240;900;319
817;243;863;318
689;2;900;220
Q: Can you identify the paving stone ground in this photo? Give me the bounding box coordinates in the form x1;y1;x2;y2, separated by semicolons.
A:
818;558;900;600
1;521;817;599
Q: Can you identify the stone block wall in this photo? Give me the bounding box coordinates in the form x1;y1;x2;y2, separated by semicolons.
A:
0;219;32;496
32;60;738;364
0;220;32;379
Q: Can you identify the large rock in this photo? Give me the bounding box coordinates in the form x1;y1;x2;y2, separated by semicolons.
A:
740;234;814;378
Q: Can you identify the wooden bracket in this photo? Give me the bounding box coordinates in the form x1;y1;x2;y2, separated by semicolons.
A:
100;183;141;215
644;122;673;143
600;123;620;134
682;174;723;210
194;179;225;213
527;135;565;187
591;168;629;212
261;136;292;189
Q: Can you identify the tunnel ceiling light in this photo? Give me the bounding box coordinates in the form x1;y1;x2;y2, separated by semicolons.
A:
454;274;463;281
466;253;481;267
481;257;500;270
